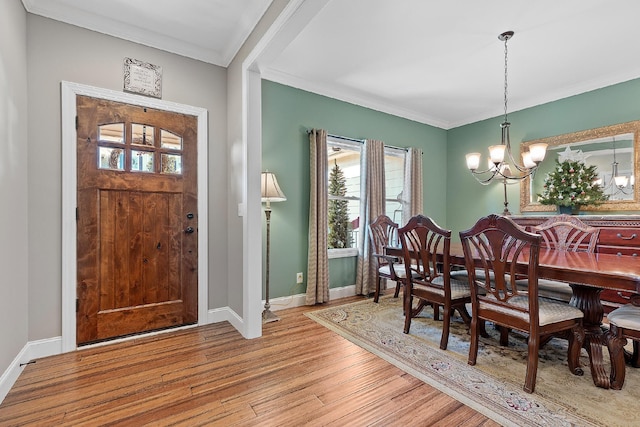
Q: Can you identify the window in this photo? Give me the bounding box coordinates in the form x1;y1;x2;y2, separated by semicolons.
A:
97;123;183;175
327;137;406;257
384;147;406;231
327;138;362;256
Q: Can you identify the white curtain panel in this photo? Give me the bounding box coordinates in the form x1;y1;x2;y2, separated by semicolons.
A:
403;147;424;221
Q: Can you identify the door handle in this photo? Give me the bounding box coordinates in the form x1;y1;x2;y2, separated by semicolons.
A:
185;226;195;234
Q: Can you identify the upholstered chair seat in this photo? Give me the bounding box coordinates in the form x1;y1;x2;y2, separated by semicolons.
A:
451;269;495;281
515;279;573;302
606;301;640;390
608;304;640;329
413;275;471;300
478;294;584;326
378;262;420;279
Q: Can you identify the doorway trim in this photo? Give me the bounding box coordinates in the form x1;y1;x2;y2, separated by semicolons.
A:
61;81;209;352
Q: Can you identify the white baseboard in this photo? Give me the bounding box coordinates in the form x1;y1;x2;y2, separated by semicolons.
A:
268;284;357;311
204;285;357;337
0;344;29;404
207;306;244;332
0;287;358;404
0;337;63;404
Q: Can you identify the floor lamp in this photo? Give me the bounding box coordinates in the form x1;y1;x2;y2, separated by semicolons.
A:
261;171;287;323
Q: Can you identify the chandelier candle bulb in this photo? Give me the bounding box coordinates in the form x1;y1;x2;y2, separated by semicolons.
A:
528;143;548;163
522;152;536;169
466;153;481;171
489;145;506;164
615;175;629;188
500;164;513;177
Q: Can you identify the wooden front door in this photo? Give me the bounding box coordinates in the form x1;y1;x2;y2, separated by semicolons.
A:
76;95;198;345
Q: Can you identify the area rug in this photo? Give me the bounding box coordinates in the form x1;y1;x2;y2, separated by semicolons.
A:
306;296;640;427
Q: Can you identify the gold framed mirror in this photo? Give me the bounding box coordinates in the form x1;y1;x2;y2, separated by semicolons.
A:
520;121;640;212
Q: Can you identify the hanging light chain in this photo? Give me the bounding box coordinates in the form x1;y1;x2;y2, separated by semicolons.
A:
503;34;509;124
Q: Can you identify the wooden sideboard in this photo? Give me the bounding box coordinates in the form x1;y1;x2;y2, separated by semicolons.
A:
511;215;640;312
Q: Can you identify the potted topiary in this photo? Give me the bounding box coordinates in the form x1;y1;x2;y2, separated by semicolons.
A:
537;158;608;214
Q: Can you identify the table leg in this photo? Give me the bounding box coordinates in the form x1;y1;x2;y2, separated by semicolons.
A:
569;284;610;388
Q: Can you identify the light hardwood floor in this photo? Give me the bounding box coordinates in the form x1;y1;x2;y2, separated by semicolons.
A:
0;294;498;426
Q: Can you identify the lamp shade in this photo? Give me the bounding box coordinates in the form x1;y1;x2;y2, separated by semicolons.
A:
528;143;548;163
500;164;513;178
261;171;287;203
614;175;629;188
488;145;506;164
465;153;481;171
521;152;536;169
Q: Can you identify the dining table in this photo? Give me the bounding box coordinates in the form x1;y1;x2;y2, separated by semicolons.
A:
386;242;640;389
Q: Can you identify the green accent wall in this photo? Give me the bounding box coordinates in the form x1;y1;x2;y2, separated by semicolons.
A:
447;78;640;237
263;77;640;300
261;80;446;299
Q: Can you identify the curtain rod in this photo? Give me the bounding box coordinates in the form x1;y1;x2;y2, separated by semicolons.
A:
306;129;409;152
328;133;366;144
306;129;364;144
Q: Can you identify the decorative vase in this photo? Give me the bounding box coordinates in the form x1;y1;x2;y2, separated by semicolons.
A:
557;205;578;215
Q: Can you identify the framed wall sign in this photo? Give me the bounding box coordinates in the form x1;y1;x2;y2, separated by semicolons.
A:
123;58;162;98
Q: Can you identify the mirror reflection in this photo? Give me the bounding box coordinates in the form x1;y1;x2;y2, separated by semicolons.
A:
520;121;640;212
534;134;634;201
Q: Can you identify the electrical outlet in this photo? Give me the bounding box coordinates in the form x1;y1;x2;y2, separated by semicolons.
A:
296;272;304;284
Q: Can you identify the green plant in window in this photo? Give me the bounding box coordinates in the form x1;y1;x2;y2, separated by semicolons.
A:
328;160;351;249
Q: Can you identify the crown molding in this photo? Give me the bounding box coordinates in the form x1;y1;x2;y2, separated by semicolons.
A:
21;0;271;67
262;68;452;130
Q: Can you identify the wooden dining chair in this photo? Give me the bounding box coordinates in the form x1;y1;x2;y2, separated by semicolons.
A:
516;214;599;303
368;215;404;303
398;214;471;350
513;214;601;348
459;214;585;393
606;294;640;390
534;214;600;252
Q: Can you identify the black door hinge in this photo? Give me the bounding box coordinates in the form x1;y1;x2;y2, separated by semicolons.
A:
75;116;78;130
76;298;79;313
76;207;79;221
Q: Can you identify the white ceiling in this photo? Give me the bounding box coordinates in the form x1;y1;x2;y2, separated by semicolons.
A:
21;0;273;66
22;0;640;129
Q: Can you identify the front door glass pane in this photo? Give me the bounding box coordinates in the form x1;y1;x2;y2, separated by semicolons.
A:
161;154;182;174
132;124;155;146
131;150;154;172
161;129;182;150
98;147;124;170
98;123;125;143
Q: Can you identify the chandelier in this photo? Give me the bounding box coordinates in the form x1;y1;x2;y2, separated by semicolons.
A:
465;31;548;194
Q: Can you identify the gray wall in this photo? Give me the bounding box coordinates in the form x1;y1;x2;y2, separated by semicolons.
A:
0;0;29;377
26;15;229;341
226;0;292;322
